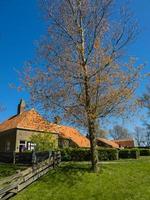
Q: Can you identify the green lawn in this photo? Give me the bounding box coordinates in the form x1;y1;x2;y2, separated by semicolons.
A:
13;157;150;200
0;164;25;179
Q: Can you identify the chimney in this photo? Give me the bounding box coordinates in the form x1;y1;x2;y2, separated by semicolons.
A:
54;116;61;124
17;99;26;115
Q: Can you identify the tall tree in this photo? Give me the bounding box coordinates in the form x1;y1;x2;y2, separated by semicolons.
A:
109;125;131;140
21;0;142;172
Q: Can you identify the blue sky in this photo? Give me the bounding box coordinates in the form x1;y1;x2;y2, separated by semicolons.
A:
0;0;150;131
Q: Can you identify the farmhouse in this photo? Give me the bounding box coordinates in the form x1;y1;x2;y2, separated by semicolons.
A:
0;100;134;152
0;100;90;152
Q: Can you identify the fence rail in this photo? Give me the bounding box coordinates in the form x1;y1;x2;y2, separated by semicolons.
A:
0;151;54;165
0;151;61;200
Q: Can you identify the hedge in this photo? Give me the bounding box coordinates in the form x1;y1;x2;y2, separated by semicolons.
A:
119;149;140;159
139;149;150;156
60;148;119;161
60;148;140;161
98;148;118;161
60;148;90;161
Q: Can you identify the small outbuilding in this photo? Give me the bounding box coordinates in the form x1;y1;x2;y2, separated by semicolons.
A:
112;139;134;148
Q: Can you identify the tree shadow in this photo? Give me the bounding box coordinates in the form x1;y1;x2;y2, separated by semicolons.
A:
60;162;91;172
40;162;91;187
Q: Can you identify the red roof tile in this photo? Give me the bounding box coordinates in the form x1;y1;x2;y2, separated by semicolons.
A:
97;138;119;148
112;139;134;147
0;109;90;148
53;125;90;148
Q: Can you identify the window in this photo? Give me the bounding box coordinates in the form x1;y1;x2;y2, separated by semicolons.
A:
20;140;25;144
27;142;36;151
19;140;26;152
58;138;69;148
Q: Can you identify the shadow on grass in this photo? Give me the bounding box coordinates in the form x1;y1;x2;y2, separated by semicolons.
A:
40;162;91;187
60;162;91;172
0;164;25;178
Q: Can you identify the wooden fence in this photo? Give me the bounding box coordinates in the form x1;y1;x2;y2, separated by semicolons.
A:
0;153;14;164
0;151;53;165
0;151;61;200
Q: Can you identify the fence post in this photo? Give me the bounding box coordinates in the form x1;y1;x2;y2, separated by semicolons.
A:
58;151;61;164
116;150;119;160
48;150;52;165
56;151;58;165
32;150;37;165
13;151;16;165
57;151;60;165
53;151;56;168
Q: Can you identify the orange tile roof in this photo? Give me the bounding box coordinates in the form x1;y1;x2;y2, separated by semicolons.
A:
0;109;90;148
112;139;134;148
97;138;119;148
54;125;90;148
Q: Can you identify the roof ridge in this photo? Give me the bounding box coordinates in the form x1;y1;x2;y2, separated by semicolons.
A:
112;139;133;141
2;114;18;122
100;138;117;143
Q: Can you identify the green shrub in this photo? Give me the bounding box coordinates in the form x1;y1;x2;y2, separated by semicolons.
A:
60;148;118;161
130;149;140;159
60;148;73;161
60;148;90;161
139;149;150;156
119;149;140;159
60;148;140;161
67;148;90;161
98;148;118;161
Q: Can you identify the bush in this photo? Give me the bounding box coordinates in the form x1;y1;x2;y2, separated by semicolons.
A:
98;148;118;161
139;149;150;156
60;148;118;161
60;148;90;161
60;148;140;162
60;148;72;161
119;149;140;159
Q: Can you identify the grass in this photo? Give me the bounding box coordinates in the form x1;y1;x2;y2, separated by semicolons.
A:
0;164;26;179
13;157;150;200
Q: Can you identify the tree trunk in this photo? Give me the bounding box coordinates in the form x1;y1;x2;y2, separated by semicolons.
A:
88;120;98;172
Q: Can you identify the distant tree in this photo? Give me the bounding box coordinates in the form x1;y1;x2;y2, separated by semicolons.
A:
30;133;56;152
145;125;150;147
133;126;146;147
20;0;142;172
141;86;150;114
96;129;107;139
140;86;150;146
109;125;131;140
